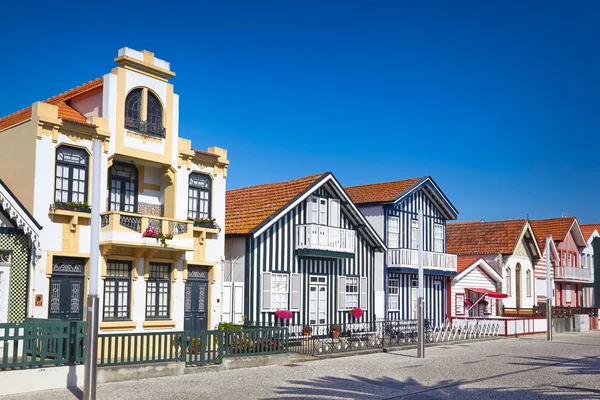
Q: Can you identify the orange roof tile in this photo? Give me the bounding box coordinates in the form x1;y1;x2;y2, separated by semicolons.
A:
530;217;577;252
0;78;103;131
345;177;422;205
580;224;600;242
447;219;527;256
226;173;326;235
456;256;484;275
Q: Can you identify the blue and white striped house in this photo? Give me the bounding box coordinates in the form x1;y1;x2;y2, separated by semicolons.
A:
346;177;459;327
224;173;386;327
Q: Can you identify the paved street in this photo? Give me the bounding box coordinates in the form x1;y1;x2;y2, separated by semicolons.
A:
3;331;600;400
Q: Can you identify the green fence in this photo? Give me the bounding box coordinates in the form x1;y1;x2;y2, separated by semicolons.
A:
1;320;288;370
0;319;85;370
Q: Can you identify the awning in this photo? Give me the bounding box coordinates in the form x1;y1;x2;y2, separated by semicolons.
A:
467;288;508;299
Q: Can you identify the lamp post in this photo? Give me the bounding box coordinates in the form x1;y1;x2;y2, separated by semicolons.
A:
83;139;102;399
546;237;552;341
417;208;425;358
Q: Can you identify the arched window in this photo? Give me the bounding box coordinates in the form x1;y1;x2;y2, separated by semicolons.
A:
505;268;512;297
125;89;142;130
108;163;138;213
188;173;211;219
526;270;532;297
55;145;89;203
146;92;163;136
124;88;165;137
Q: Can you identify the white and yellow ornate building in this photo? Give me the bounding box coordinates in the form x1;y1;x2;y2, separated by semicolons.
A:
0;47;229;332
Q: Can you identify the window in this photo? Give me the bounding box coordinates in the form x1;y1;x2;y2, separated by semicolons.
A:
565;284;572;303
146;92;163;136
188;173;211;219
411;220;419;249
388;216;400;248
319;198;328;225
526;270;532;297
505;268;512;296
146;263;171;319
307;197;318;224
345;277;359;308
561;252;566;266
328;199;340;228
125;88;142;130
103;261;132;320
455;294;465;315
55;145;89;203
388;279;399;310
567;253;572;267
271;274;289;310
434;224;444;253
124;88;165;137
108;163;138;212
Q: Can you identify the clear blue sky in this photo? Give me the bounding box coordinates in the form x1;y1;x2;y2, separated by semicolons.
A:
1;1;598;223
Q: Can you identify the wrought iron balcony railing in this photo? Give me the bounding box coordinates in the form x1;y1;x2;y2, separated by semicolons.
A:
125;118;166;138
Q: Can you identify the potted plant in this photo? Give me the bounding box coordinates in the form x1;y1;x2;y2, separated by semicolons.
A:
302;325;312;341
330;324;341;339
274;309;293;326
142;227;173;247
188;217;220;230
348;307;364;320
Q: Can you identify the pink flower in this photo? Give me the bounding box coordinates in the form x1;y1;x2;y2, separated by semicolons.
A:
349;307;364;319
274;309;293;320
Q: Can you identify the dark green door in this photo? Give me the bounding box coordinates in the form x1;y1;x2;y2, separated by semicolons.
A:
48;257;85;321
184;266;209;332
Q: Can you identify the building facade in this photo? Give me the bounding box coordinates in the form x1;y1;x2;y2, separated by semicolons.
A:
447;219;542;316
0;179;42;323
224;173;386;327
0;48;229;333
531;218;588;308
451;257;504;318
345;177;459;327
580;224;599;308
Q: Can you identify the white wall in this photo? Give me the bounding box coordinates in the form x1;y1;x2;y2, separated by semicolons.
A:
70;91;102;117
451;263;500;317
502;254;535;310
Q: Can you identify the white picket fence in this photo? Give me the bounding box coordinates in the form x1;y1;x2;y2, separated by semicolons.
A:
430;318;506;342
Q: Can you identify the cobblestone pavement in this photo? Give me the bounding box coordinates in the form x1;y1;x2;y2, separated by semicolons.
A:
3;331;600;399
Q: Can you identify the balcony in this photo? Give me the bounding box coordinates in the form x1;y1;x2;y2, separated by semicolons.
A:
554;266;592;282
125;118;166;138
296;224;355;257
388;248;457;273
100;211;193;253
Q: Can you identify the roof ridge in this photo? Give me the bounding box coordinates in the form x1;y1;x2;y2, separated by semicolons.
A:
345;176;424;189
44;77;103;105
227;172;327;193
449;218;526;225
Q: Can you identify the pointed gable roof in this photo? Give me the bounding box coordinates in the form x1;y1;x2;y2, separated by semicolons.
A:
0;77;103;131
345;176;458;220
580;224;600;242
225;172;386;250
226;173;325;235
530;217;587;250
455;256;502;283
447;219;536;256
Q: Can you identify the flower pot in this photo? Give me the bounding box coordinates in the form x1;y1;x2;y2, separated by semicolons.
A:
331;331;340;339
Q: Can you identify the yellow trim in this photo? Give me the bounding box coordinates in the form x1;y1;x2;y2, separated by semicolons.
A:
182;261;217;282
142;320;176;329
114;55;176;82
99;321;137;331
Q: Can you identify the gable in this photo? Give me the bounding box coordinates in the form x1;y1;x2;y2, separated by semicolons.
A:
0;209;15;228
393;177;458;220
513;240;528;257
455;264;499;288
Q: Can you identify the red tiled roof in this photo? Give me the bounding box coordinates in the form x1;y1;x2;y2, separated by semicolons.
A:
530;217;576;252
0;78;103;131
345;177;422;205
226;173;326;235
447;219;527;256
580;224;600;242
456;256;484;275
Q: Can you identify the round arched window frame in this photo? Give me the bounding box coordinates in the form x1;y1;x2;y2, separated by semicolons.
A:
123;88;165;137
187;173;212;220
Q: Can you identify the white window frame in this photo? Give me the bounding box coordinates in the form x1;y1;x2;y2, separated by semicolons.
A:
433;223;444;253
506;268;512;297
455;293;465;315
388;216;400;248
411;220;419;250
526;270;532;297
307;197;319;224
565;284;572;303
270;273;289;311
387;279;399;311
328;199;340;228
345;277;359;309
318;198;328;225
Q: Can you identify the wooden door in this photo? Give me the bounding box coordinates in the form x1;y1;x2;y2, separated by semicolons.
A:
48;276;84;321
184;280;208;332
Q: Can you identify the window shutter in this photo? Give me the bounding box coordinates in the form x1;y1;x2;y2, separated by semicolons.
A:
338;276;346;310
262;272;272;311
360;277;368;309
290;273;301;311
329;199;340;228
306;197;315;224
